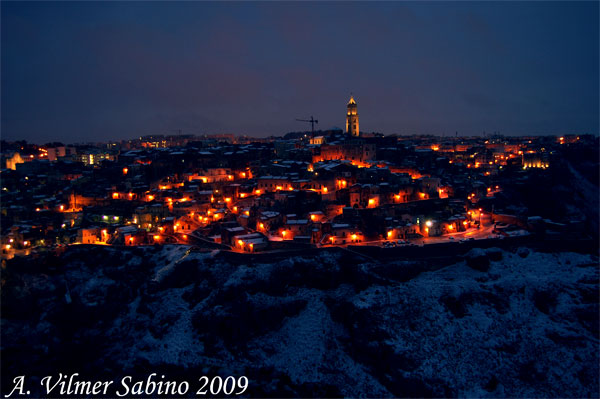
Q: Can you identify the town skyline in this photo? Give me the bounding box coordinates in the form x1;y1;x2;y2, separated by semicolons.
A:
3;93;598;146
2;2;598;143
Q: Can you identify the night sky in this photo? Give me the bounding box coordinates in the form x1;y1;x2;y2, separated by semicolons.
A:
2;2;598;144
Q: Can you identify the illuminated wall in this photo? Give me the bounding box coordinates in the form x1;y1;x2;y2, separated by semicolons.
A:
5;152;24;170
522;153;549;169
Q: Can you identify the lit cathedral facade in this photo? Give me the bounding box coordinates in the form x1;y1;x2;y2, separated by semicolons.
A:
346;95;359;137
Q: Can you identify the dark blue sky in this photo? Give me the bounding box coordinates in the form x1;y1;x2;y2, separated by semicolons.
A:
2;1;598;143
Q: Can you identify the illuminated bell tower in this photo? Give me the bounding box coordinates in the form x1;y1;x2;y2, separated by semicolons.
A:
346;95;359;137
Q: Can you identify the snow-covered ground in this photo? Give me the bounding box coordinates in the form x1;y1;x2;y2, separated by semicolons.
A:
2;245;598;397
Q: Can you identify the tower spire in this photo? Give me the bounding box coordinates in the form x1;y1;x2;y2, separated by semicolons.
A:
348;93;356;105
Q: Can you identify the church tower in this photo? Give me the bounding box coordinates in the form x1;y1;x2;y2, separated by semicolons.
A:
346;95;359;137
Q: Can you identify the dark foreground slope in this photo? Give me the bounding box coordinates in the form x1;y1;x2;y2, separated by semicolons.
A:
2;245;598;398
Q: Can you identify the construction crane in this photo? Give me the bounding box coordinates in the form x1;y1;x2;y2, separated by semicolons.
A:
296;116;318;138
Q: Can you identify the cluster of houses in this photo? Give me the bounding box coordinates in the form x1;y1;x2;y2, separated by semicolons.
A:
1;132;594;255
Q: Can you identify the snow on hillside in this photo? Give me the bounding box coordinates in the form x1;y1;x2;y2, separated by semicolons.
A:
1;245;598;398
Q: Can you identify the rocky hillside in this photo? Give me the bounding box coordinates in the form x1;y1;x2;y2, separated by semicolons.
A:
2;245;598;397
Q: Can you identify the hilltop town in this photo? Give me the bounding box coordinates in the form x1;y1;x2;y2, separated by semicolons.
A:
1;97;597;258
